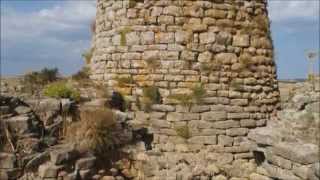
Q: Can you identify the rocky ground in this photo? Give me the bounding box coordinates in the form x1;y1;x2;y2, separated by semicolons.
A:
0;78;319;180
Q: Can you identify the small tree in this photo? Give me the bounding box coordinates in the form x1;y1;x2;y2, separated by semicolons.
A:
305;50;319;90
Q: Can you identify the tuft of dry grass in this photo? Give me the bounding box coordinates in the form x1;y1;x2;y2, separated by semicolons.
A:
66;108;117;154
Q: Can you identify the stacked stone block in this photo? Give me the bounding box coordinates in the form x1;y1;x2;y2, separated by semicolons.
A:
90;0;280;178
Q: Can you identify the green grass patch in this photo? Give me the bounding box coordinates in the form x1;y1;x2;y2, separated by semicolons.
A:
43;82;81;101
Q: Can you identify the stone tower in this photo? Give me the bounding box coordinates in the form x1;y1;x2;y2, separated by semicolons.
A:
90;0;280;178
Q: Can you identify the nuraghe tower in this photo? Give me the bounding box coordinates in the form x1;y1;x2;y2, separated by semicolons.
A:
90;0;280;179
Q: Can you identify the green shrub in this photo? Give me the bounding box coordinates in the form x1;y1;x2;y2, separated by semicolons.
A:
72;67;90;81
175;125;191;139
24;67;58;85
143;86;161;104
43;82;80;101
23;67;59;94
192;84;206;103
140;86;161;112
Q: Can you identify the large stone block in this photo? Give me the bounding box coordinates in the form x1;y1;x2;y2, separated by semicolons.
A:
201;111;227;121
188;136;217;145
213;120;240;129
233;35;250;47
273;142;319;165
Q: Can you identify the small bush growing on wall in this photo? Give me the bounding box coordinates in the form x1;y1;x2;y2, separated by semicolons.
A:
141;86;161;112
169;84;206;107
66;108;117;154
175;125;191;139
143;86;161;104
192;84;206;103
43;82;81;101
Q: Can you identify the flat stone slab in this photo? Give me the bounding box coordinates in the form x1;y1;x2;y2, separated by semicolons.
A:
248;126;281;146
273;142;319;165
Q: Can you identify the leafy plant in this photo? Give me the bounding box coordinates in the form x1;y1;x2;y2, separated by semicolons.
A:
43;82;81;101
175;125;191;139
143;86;161;104
191;84;206;103
141;86;161;112
23;67;59;94
82;48;94;64
66;108;117;154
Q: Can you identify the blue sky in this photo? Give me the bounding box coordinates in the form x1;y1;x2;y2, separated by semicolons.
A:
1;0;319;79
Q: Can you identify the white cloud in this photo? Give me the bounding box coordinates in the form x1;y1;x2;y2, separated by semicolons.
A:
268;0;319;23
1;1;97;75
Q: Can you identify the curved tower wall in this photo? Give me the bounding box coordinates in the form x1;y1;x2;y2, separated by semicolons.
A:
90;0;280;178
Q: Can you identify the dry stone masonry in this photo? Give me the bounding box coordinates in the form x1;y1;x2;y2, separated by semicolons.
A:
90;0;281;179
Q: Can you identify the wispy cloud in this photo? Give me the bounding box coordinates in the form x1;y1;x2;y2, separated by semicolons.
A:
268;0;319;23
1;1;96;75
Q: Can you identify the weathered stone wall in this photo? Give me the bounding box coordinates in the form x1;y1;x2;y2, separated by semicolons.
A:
90;0;280;179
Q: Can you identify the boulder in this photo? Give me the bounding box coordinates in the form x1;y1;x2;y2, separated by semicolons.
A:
5;115;31;134
50;144;78;165
38;162;62;178
14;106;31;114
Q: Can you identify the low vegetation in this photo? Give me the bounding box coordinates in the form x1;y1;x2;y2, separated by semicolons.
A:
119;27;131;46
141;86;161;112
43;82;80;101
72;67;90;81
23;67;59;94
175;125;191;139
169;84;206;108
66;108;117;154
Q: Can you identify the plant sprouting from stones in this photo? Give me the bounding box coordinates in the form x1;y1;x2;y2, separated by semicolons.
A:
119;27;132;46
